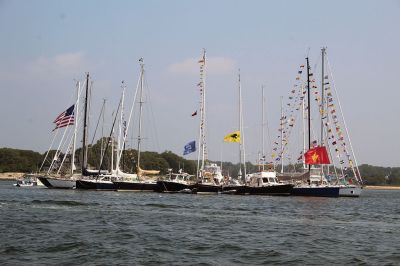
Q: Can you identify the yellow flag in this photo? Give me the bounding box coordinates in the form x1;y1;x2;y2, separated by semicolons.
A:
224;131;240;142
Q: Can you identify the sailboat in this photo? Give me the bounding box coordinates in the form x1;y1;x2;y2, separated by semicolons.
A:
157;169;195;193
75;74;116;190
239;85;293;196
113;60;160;192
38;75;89;189
188;50;224;194
318;48;363;197
287;50;362;197
220;70;248;194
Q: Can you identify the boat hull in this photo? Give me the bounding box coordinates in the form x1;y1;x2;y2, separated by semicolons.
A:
291;186;340;197
76;179;116;190
339;186;362;197
114;181;159;192
37;177;53;188
193;183;222;194
157;180;193;193
247;184;294;196
39;176;76;189
222;185;248;195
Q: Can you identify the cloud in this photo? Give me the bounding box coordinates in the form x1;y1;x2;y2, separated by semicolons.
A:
168;56;236;75
25;52;89;79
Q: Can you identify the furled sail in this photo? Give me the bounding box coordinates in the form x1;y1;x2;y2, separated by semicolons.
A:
137;166;160;176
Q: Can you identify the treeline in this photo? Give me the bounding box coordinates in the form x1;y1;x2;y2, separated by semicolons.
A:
1;144;399;186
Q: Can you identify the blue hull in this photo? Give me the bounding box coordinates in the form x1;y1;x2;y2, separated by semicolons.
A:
76;180;116;191
291;186;340;197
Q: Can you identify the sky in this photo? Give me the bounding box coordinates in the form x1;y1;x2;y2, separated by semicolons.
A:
0;0;399;167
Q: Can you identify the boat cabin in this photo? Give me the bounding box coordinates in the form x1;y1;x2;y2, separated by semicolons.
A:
248;171;279;187
201;163;224;185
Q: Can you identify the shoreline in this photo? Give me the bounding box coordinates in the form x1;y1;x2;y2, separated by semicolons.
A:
364;185;400;190
1;173;400;190
0;172;25;180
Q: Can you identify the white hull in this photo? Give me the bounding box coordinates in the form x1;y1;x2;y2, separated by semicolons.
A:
339;186;362;197
47;177;76;189
36;178;45;186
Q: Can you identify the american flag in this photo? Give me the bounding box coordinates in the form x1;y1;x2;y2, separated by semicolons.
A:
53;105;75;131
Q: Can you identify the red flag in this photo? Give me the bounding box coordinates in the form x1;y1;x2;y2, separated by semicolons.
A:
304;146;330;164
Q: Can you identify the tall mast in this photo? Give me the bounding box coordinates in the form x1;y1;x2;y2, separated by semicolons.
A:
137;60;145;171
100;99;106;160
196;49;206;180
81;73;89;173
116;81;125;173
320;47;326;147
261;85;265;171
280;96;284;174
238;69;243;181
71;81;80;175
320;47;326;174
302;84;307;170
306;57;311;173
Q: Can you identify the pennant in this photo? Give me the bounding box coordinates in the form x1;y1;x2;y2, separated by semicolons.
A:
183;141;196;155
223;131;240;143
304;146;330;164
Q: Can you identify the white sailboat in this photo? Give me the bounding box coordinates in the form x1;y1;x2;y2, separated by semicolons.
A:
112;58;160;191
38;75;87;189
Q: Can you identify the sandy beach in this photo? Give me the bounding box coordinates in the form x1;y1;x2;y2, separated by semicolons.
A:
364;185;400;190
0;172;25;180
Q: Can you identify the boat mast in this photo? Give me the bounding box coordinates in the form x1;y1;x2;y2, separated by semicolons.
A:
71;81;80;175
320;47;326;148
238;70;243;181
261;85;265;171
196;49;206;180
81;73;89;174
302;84;307;170
306;57;311;174
320;47;326;175
137;59;145;173
280;96;284;174
116;81;125;173
100;99;106;160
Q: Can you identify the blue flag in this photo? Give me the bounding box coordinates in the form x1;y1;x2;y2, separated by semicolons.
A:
183;141;196;155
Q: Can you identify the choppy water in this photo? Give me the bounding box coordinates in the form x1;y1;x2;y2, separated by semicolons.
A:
0;181;399;265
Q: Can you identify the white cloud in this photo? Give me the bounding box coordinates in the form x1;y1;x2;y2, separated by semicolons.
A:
25;52;89;79
168;56;236;75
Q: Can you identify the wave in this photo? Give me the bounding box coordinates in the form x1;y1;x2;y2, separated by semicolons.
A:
31;200;94;207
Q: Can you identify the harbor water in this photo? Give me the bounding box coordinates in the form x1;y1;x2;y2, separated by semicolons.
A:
0;181;399;265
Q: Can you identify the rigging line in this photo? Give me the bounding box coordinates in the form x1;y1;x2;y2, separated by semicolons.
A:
98;94;123;176
143;69;160;152
48;124;73;174
38;130;59;173
56;103;85;175
47;95;80;174
87;80;93;147
90;97;106;146
326;55;362;183
119;62;141;160
57;121;83;175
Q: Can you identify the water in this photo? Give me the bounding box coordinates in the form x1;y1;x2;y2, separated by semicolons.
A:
0;181;399;265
